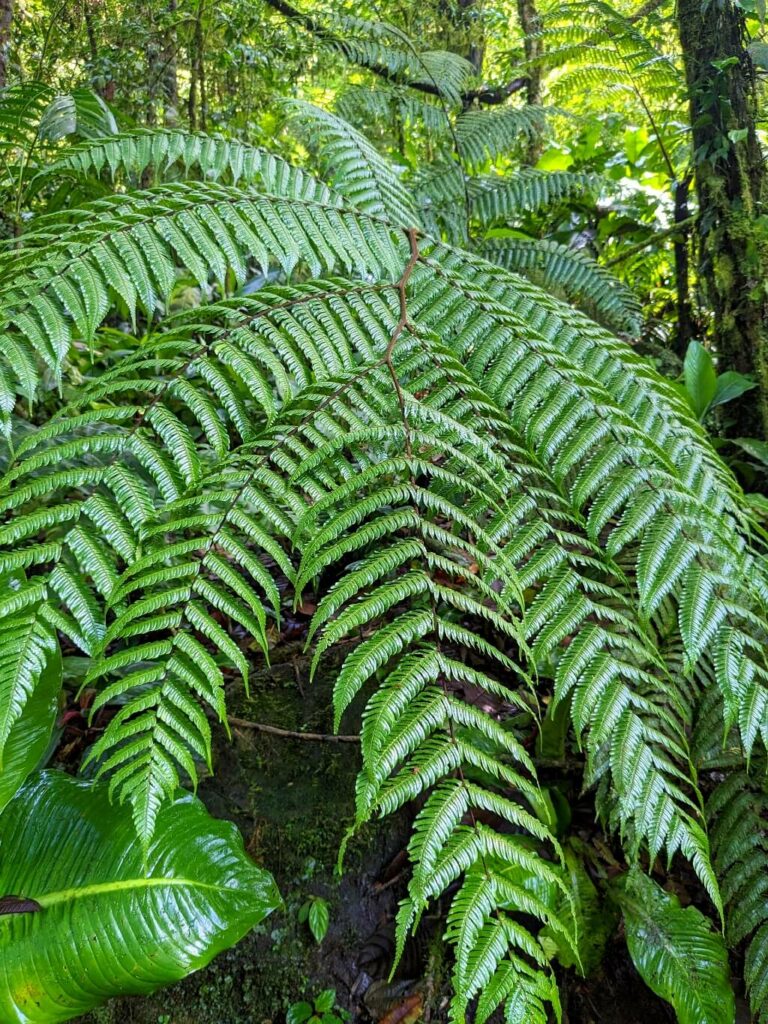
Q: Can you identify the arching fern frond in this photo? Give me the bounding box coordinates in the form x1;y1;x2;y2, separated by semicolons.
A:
285;338;718;993
287;100;420;227
470;169;603;224
480;236;643;334
410;50;476;106
455;104;551;168
36;128;321;192
335;83;451;138
0;182;405;400
0;277;412;835
533;1;684;132
330;16;475;106
709;768;768;1023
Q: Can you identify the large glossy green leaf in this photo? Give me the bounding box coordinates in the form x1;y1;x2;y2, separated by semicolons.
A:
0;771;281;1023
683;341;717;420
710;371;756;410
0;598;62;814
732;436;768;467
618;871;735;1024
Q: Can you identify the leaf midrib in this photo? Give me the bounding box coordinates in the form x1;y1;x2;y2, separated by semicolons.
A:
33;876;231;909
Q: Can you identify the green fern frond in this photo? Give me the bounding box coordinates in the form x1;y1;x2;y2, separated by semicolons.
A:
0;182;406;395
455;105;551;168
37;127;326;193
470;170;603;224
287;100;420;226
411;50;476;106
335;84;450;137
534;2;683;111
0;580;59;763
412;250;768;762
410;249;726;506
480;237;642;334
287;362;571;1022
709;770;768;1022
301;12;475;106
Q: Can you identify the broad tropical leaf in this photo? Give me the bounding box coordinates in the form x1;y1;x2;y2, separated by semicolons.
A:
0;771;281;1023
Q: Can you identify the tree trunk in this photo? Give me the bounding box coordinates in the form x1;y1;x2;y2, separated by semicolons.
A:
517;0;543;164
673;174;695;358
0;0;13;88
677;0;768;437
162;0;179;127
458;0;484;75
188;0;206;131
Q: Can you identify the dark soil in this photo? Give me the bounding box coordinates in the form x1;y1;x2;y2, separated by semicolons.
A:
77;648;694;1024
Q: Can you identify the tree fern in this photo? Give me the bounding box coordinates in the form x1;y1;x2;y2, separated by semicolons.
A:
3;118;768;1018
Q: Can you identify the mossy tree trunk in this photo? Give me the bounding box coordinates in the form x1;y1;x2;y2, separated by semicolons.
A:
162;0;179;127
0;0;12;88
677;0;768;437
517;0;543;165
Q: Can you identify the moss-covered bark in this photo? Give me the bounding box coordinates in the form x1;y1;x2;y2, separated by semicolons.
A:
677;0;768;437
517;0;543;165
0;0;12;88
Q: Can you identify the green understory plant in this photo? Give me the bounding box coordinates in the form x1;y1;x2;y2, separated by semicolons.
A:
299;894;330;944
0;18;767;1022
287;988;349;1024
682;339;756;422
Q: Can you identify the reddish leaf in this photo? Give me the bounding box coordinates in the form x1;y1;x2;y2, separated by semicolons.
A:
378;993;423;1024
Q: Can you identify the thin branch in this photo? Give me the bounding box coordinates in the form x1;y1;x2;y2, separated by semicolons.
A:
262;0;528;105
628;0;666;21
604;215;697;265
228;716;360;742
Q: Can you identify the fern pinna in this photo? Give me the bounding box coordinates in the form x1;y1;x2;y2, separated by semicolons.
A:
1;93;767;1021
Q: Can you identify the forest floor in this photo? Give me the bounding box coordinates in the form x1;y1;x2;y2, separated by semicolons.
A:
78;643;682;1024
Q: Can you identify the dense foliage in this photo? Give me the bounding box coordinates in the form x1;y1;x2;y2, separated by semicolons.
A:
1;0;768;1021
